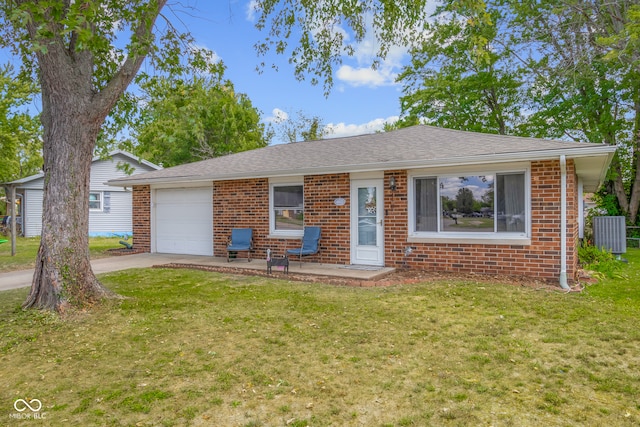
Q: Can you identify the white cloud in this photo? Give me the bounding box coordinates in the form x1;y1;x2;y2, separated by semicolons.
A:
334;16;410;88
334;4;440;88
335;64;397;87
246;0;259;21
264;108;289;123
189;43;222;64
324;116;399;139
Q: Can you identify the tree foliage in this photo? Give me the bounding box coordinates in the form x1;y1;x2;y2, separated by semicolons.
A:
0;64;41;183
273;109;329;143
396;0;640;224
456;187;475;214
396;5;523;135
132;75;270;167
253;0;433;94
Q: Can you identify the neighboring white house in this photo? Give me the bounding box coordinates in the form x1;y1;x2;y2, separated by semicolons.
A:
7;150;160;237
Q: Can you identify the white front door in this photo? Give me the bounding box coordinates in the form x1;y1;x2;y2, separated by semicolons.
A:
351;179;384;266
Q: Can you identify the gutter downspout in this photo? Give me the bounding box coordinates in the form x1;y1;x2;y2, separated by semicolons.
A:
559;155;570;289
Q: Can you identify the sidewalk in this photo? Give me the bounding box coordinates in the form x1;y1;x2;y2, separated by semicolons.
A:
0;253;395;292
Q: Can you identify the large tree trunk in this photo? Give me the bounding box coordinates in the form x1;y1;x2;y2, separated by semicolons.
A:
17;0;166;312
23;95;114;311
21;29;117;311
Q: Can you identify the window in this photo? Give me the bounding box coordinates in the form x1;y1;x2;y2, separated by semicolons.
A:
270;183;303;235
89;192;102;211
411;171;527;238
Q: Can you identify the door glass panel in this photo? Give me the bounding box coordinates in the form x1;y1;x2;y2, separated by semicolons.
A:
358;187;377;246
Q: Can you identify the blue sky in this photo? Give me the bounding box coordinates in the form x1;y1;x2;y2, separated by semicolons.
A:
0;1;429;144
170;1;417;143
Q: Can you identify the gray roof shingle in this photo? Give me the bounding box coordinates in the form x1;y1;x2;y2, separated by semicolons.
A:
108;125;615;188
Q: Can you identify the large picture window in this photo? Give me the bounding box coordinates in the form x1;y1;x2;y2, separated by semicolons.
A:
412;171;527;237
271;184;304;235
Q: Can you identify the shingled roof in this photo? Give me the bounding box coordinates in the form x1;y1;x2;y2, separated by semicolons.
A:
108;125;616;191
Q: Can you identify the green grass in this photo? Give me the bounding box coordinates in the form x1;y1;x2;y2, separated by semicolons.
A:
0;249;639;425
0;236;126;272
583;249;640;303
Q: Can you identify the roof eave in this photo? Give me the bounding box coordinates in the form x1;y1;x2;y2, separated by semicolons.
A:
1;172;45;186
108;145;617;187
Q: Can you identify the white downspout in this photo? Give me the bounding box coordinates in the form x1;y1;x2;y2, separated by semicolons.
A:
578;178;584;240
559;155;570;289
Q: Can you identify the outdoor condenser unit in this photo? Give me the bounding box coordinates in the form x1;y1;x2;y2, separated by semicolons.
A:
593;216;626;255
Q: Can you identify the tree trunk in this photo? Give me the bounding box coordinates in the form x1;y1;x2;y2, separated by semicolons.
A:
23;88;114;312
610;154;630;214
628;151;640;225
628;98;640;224
17;0;166;312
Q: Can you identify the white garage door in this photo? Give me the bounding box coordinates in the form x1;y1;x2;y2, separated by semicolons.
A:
155;187;213;256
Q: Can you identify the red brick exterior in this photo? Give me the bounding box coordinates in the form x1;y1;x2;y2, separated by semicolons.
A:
302;174;351;264
212;174;351;264
132;185;151;253
383;160;579;282
213;179;270;259
131;159;580;283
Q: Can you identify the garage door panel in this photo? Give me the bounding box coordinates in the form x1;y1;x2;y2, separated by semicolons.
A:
157;206;208;222
155;187;213;256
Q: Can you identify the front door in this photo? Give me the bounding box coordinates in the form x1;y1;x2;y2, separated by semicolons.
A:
351;179;384;266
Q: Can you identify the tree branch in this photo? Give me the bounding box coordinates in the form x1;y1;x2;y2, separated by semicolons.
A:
92;0;168;119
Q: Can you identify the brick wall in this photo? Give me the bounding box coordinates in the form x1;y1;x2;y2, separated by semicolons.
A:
567;161;579;278
213;179;269;259
213;174;351;264
384;170;410;264
303;174;351;264
383;160;579;282
132;185;151;252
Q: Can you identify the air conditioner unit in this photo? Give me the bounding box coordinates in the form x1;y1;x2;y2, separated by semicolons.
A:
593;216;626;255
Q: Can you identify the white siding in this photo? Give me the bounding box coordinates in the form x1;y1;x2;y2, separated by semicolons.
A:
23;189;43;237
88;190;133;236
89;152;157;191
17;152;159;237
87;153;158;236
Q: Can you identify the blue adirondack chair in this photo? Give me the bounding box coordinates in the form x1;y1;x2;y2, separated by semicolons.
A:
286;226;321;267
227;228;253;262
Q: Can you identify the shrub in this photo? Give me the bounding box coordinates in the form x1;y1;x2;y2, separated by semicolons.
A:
578;244;626;279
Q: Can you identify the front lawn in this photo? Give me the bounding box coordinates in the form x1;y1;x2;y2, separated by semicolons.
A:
0;250;638;426
0;236;127;272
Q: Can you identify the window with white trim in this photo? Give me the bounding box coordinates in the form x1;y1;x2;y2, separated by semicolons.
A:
270;183;304;236
410;170;528;238
89;192;102;211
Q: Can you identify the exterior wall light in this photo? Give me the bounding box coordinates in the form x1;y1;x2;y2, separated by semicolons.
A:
389;176;397;191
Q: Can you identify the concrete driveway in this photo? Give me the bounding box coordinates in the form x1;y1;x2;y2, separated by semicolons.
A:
0;254;221;292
